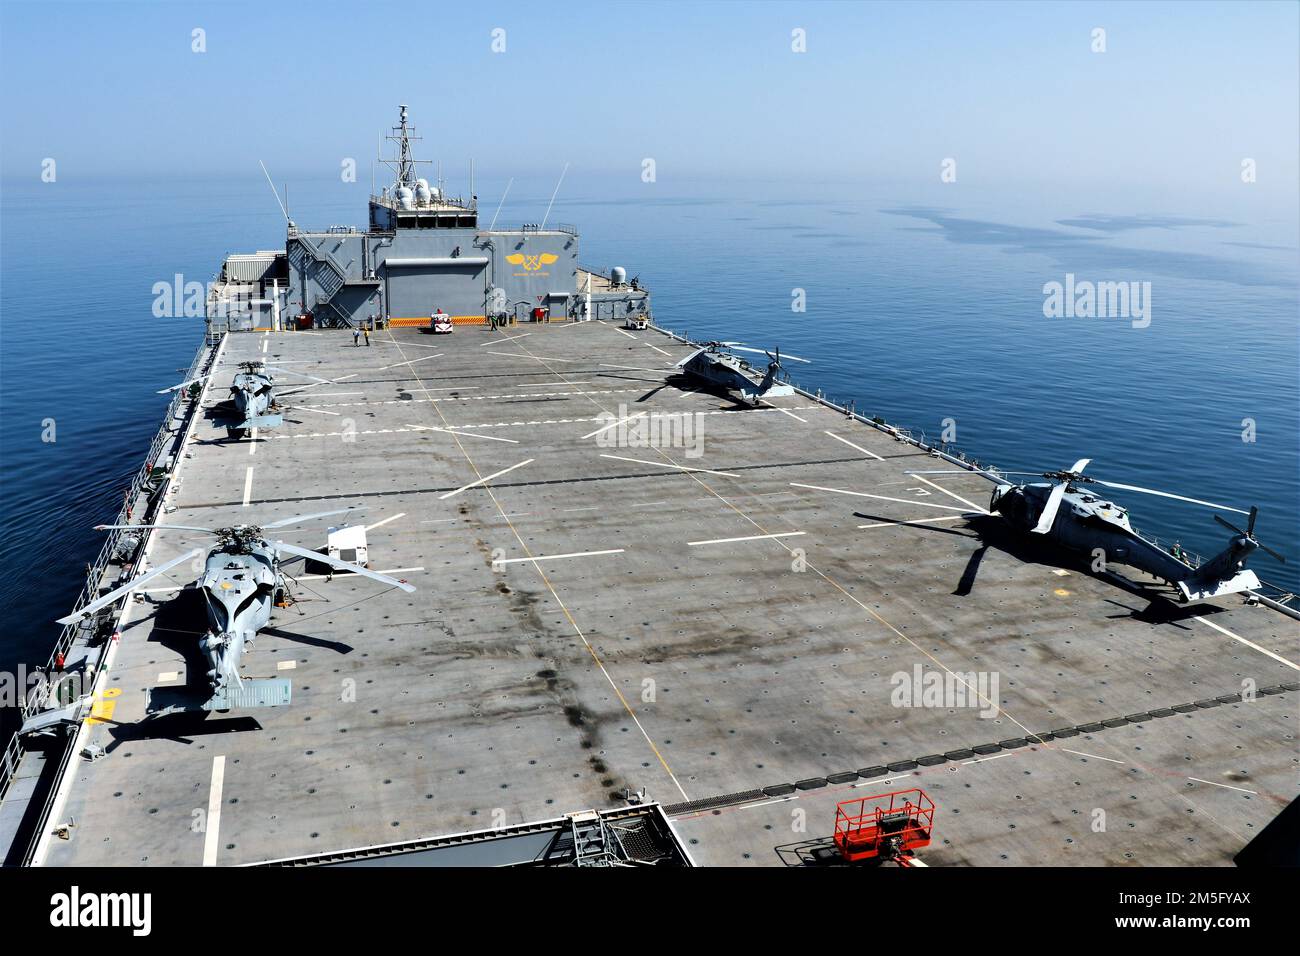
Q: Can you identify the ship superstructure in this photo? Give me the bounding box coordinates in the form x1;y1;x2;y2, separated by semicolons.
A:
207;106;649;333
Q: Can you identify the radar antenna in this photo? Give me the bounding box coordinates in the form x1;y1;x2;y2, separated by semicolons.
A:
379;104;431;188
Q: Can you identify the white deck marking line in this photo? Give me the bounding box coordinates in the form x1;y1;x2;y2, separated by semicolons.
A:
276;376;357;399
202;756;225;866
824;430;885;460
581;411;646;440
494;548;625;566
408;423;520;444
515;380;594;387
910;474;991;514
248;427;258;456
613;326;637;339
599;363;661;371
601;454;739;478
688;531;806;547
858;515;968;529
276;660;297;671
294;391;365;397
962;752;1015;765
1060;748;1125;764
1187;777;1258;795
439;459;535;499
261;338;268;353
761;399;807;423
790;482;974;512
486;351;583;362
645;342;671;356
289;405;341;416
363;512;406;532
379;353;442;371
478;333;532;346
242;466;254;507
388;328;688;800
1193;615;1299;671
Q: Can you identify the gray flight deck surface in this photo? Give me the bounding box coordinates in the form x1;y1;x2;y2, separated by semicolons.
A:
45;323;1298;867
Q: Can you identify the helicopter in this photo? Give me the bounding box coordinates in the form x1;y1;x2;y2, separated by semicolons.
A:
159;361;337;440
907;455;1284;603
55;509;415;710
674;341;811;406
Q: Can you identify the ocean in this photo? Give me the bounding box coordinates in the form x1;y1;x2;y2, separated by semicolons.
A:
2;173;1297;718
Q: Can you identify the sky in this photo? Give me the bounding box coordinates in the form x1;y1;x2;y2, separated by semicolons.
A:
1;0;1297;200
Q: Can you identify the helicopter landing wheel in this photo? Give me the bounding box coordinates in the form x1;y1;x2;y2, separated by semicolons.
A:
227;427;247;441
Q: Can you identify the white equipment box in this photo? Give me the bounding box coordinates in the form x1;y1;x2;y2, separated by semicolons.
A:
327;524;369;569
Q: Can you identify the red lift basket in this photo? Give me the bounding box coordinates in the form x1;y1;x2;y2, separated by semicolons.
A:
834;788;935;863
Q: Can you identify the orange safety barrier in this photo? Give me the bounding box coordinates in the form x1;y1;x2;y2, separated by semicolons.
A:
388;315;488;328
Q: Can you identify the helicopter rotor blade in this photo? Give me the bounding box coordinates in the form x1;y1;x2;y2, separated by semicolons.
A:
274;542;417;593
729;345;812;363
55;548;205;625
1068;458;1092;475
1258;542;1287;564
1091;480;1250;515
157;372;216;394
262;508;365;531
1213;514;1245;536
1032;482;1068;533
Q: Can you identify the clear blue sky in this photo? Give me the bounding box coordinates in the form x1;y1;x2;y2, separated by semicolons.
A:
2;0;1297;197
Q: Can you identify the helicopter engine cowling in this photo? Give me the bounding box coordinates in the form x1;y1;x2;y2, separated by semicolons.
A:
988;483;1016;516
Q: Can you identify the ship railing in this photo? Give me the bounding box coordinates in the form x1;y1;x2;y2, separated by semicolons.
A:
369;194;477;212
1;328;225;859
494;222;578;237
1131;528;1204;569
24;331;222;713
1253;579;1298;610
0;734;22;803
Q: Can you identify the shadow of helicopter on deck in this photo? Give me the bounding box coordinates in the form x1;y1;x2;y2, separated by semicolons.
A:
851;511;1234;625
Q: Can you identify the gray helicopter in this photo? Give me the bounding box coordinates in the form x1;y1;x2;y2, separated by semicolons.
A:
908;456;1283;602
159;361;336;440
674;341;811;406
56;509;415;710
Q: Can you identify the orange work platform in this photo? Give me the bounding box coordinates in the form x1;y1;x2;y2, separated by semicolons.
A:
833;789;935;863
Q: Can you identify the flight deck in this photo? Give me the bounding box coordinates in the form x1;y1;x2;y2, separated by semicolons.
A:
39;322;1299;867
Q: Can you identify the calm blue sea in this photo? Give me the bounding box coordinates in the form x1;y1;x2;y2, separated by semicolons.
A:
2;174;1297;686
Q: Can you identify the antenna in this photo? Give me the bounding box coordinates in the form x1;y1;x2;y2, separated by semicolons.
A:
379;104;431;187
259;160;289;222
541;162;569;231
488;177;513;232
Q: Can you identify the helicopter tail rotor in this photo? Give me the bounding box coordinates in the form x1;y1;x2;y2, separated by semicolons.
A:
1214;507;1285;563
